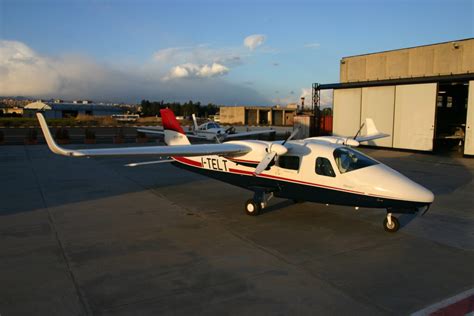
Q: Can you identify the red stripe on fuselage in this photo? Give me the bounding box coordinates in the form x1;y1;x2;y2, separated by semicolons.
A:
172;156;203;167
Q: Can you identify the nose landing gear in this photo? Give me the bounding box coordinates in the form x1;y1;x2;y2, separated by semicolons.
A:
244;190;274;216
383;212;400;233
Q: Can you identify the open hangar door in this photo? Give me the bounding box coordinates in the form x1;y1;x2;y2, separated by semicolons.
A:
434;81;470;153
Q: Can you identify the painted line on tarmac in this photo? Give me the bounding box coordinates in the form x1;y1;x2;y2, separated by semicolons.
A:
411;288;474;316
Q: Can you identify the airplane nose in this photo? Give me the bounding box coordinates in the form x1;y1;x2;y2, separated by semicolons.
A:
363;165;435;204
409;183;435;204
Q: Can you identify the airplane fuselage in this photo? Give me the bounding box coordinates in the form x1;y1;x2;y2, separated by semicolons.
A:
171;139;434;211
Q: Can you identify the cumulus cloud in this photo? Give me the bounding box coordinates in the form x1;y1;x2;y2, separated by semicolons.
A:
164;62;229;80
244;34;266;50
0;40;269;104
153;45;243;68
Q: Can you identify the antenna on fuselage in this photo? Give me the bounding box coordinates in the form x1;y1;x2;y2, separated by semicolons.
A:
353;122;365;139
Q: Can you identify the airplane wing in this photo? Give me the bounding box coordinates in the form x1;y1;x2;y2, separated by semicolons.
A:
137;127;207;139
37;113;251;157
225;129;276;139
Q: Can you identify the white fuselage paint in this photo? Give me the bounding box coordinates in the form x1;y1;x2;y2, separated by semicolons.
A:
172;139;434;205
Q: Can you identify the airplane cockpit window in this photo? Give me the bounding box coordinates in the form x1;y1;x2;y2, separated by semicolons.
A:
333;147;378;174
277;155;300;170
315;157;336;177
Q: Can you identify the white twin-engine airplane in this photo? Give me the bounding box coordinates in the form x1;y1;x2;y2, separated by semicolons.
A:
36;109;434;233
137;114;275;142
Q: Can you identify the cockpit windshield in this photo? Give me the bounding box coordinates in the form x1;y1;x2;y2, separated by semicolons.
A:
207;123;220;129
333;147;378;173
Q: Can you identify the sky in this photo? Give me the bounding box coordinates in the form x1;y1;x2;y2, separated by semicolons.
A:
0;0;473;105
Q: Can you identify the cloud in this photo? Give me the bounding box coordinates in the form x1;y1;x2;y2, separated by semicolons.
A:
0;40;269;104
244;34;266;50
153;45;243;69
164;62;229;80
304;42;321;49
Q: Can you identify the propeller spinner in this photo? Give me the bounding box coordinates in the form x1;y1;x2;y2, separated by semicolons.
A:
253;128;299;175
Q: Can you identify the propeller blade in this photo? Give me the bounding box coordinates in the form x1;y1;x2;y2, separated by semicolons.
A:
282;128;300;145
254;152;277;175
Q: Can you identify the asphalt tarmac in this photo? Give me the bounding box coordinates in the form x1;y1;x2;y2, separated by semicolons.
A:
0;145;473;315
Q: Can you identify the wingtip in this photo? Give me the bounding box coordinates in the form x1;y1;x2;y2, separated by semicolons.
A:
36;111;78;156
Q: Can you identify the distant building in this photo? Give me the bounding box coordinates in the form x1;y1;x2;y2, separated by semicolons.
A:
219;105;296;126
0;105;24;116
23;101;125;118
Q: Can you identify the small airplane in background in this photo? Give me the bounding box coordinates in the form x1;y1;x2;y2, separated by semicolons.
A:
36;109;434;233
137;114;275;142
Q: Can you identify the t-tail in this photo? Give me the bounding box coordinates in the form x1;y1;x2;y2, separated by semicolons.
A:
161;109;190;146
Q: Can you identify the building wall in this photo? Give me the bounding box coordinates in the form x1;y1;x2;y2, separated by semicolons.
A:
340;39;474;83
219;106;246;124
220;106;295;126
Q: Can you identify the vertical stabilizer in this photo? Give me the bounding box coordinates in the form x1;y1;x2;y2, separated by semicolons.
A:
192;114;199;132
160;109;190;145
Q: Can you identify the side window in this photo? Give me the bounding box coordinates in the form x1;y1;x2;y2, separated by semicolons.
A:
315;157;336;177
278;155;300;170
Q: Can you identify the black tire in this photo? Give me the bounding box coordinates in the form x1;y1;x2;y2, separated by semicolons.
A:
383;216;400;233
245;199;261;216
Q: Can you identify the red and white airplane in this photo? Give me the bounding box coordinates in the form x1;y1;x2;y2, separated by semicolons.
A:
36;109;434;233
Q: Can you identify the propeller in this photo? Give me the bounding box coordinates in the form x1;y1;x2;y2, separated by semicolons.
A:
253;128;299;175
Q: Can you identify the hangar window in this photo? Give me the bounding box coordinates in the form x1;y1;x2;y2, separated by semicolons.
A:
277;155;300;170
333;148;378;174
315;157;336;177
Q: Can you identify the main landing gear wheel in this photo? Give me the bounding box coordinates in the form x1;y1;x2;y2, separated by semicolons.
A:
383;213;400;233
245;199;261;216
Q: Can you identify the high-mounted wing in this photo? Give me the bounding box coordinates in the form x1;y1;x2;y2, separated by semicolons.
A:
37;113;250;157
225;129;276;139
